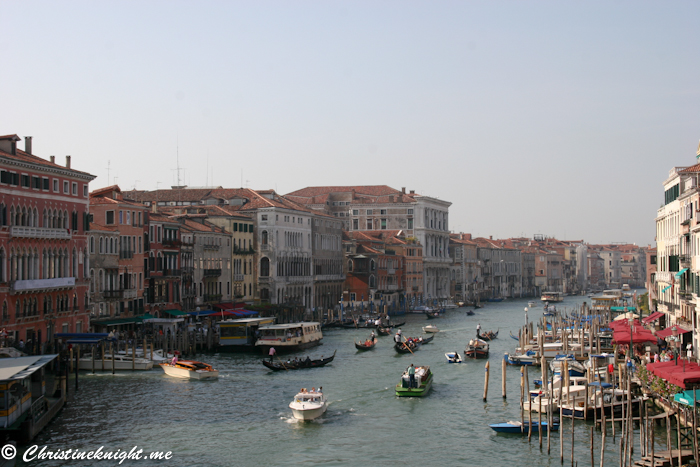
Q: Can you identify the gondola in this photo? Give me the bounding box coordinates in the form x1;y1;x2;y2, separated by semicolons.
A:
393;335;434;354
466;309;475;316
262;350;337;371
425;311;441;319
355;338;377;351
377;327;392;336
479;329;499;341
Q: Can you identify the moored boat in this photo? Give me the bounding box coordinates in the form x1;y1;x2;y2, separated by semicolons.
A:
395;365;433;397
289;388;328;421
541;292;564;302
465;338;489;359
489;420;559;433
78;353;154;371
504;351;539;366
160;360;219;380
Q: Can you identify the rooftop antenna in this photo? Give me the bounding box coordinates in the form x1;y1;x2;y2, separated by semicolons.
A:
106;160;111;185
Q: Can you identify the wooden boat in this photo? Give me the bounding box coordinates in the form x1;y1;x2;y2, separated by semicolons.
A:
395;365;433;397
160;360;219;380
466;309;475;316
445;352;463;363
393;335;434;353
504;351;539;366
422;325;439;333
479;329;499;341
509;331;520;341
355;337;377;351
489;420;559;433
465;338;489;359
425;311;441;319
261;350;336;371
377;327;392;336
289;388;328;421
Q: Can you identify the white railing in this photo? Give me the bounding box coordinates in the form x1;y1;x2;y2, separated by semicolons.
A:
12;277;75;292
10;226;71;240
233;274;244;282
123;289;137;299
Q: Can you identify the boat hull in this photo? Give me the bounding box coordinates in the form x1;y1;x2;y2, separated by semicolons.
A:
160;364;219;380
79;356;153;371
490;421;559;433
289;403;328;421
257;339;322;355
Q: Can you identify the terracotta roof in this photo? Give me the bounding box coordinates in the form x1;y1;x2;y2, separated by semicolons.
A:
0;136;95;179
679;163;700;173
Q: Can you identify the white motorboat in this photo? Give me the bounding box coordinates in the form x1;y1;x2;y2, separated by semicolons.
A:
289;389;328;421
445;352;463;363
160;360;219;380
422;325;439;333
79;353;154;371
118;348;172;363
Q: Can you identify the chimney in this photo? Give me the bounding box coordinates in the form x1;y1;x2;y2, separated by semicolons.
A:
24;136;32;154
50;156;55;164
66;155;71;169
401;187;406;194
489;235;493;240
410;190;415;194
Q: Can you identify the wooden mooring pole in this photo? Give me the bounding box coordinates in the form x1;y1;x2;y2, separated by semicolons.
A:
502;356;506;399
483;361;489;402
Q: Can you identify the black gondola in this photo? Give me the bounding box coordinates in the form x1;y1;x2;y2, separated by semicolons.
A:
466;309;475;316
355;338;377;351
480;330;499;341
261;350;337;371
377;327;392;336
393;335;433;354
425;312;440;319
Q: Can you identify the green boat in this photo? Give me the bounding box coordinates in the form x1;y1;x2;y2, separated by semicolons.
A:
395;365;433;397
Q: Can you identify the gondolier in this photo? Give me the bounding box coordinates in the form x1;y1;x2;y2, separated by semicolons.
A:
476;323;481;337
394;332;402;344
269;347;276;362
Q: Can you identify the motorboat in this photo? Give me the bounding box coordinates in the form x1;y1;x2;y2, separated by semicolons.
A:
504;350;539;366
490;420;559;434
465;338;489;359
289;388;328;420
549;355;586;377
445;352;463;363
422;325;439;333
160;360;219;380
79;353;153;371
395;365;433;397
523;376;589;413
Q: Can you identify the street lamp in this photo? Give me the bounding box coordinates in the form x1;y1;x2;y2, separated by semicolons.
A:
524;307;529;325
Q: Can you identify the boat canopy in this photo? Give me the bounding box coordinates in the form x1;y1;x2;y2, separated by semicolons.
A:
0;355;58;382
259;322;320;331
611;306;637;312
163;309;187;317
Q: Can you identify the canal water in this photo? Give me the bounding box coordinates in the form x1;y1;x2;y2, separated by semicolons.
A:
23;296;660;467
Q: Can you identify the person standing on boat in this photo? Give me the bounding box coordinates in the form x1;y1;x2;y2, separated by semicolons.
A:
476;323;481;337
408;364;416;388
394;332;402;344
269;346;276;362
369;330;376;341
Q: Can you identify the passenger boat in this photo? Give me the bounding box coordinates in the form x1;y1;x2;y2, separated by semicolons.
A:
355;338;377;351
261;351;336;371
394;335;434;354
559;385;642;420
541;292;564;302
445;352;463;363
479;329;498;341
160;360;219;380
78;353;154;371
422;325;439;333
218;317;275;350
395;365;433;397
523;376;589;413
255;322;323;354
489;420;559;434
528;301;536;307
465;338;489;359
289;388;328;421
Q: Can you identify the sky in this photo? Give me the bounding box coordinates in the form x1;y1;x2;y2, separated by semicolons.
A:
2;1;699;246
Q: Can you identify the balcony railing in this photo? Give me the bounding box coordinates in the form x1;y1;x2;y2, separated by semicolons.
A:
233;246;255;255
162;238;181;247
102;290;123;299
203;245;220;251
203;269;222;277
10;226;71;240
164;269;182;277
233;274;245;282
203;294;222;302
12;277;75;293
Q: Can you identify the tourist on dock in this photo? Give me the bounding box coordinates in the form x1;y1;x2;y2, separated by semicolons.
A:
408;364;416;388
687;344;693;360
654;352;660;363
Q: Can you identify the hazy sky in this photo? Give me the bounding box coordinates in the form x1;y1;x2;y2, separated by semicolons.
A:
3;1;699;246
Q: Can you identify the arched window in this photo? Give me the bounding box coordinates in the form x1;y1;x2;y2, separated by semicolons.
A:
261;231;268;245
369;275;376;288
260;257;270;277
89;237;94;254
99;237;104;254
370;259;376;271
347;260;353;272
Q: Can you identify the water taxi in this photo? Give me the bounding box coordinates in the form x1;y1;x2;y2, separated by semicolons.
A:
289;388;328;420
465;338;489;359
160;360;219;380
255;322;323;354
541;292;563;302
78;353;154;371
218;317;275;350
395;365;432;397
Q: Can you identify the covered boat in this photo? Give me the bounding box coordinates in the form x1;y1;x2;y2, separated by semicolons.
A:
465;338;489;359
289;388;328;421
395;365;433;397
160;360;219;380
78;353;153;371
255;322;323;354
262;351;336;371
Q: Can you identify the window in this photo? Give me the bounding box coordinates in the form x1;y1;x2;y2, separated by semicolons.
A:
83;185;88;197
21;174;30;188
407;209;413;214
63;181;69;193
352;209;358;216
119;211;123;224
381;219;387;230
53;179;58;192
42;178;49;190
408;218;413;229
72;182;77;195
261;215;268;221
366;210;373;215
366;220;372;230
380;209;386;215
105;211;115;225
352;219;359;230
32;176;40;189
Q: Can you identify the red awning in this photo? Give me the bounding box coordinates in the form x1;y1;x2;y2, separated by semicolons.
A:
655;326;690;339
612;327;658;345
642;312;665;324
646;360;700;389
214;303;236;311
609;319;642;330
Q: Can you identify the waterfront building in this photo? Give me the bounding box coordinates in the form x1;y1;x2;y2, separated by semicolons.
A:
472;237;522;299
144;212;182;316
89;186;147;319
587;252;606;290
87;223;119;319
645;246;657;308
0;135;95;347
311;214;344;314
286;186;452;300
449;234;478;303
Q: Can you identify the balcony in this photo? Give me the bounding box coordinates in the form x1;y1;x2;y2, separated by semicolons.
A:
204;294;222;302
12;277;75;293
680;255;691;267
10;226;71;240
203;269;222;277
164;269;182;277
233;274;245;282
123;289;137;299
162;238;181;248
102;289;123;300
203;244;220;251
233;246;255;255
